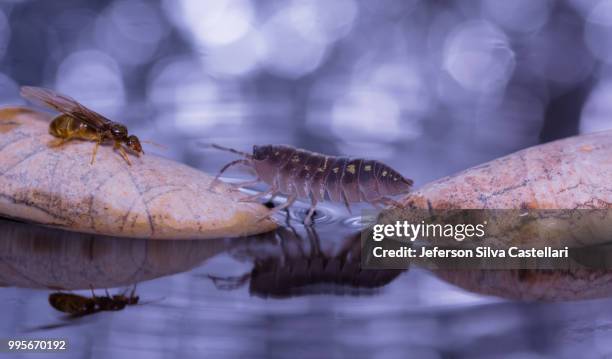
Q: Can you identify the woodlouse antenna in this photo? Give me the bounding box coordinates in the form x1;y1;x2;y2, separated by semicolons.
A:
209;144;253;159
209;159;253;190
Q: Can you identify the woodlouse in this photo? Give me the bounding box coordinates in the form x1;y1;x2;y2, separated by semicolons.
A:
210;144;413;224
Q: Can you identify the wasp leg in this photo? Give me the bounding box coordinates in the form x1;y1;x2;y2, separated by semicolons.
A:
90;139;103;165
128;283;138;304
210;159;252;190
48;137;69;148
114;142;132;166
120;148;132;166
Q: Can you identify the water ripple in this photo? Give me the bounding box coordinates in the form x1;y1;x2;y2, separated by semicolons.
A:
233;183;373;229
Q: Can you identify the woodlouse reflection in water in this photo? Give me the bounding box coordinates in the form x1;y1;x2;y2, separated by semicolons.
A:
210;144;414;224
207;226;405;298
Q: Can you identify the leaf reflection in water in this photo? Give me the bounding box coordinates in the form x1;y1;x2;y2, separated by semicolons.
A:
0;217;230;290
433;266;612;301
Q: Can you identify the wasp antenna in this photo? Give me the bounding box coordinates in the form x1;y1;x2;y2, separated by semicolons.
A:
141;140;167;150
209;143;253;159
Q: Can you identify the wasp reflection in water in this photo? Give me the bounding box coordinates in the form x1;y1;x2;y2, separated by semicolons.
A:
207;224;405;298
49;286;139;318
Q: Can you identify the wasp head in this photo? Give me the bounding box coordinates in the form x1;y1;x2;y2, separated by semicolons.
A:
126;135;143;155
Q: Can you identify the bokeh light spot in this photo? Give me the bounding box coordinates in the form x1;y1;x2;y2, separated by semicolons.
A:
56;50;125;117
482;0;551;33
443;21;515;92
258;5;329;79
584;0;612;64
167;0;254;47
331;89;404;143
581;80;612;133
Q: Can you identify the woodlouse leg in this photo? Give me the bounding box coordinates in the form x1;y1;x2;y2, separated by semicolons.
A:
369;201;384;210
358;189;383;209
341;191;353;215
276;227;294;263
230;179;261;192
277;223;306;258
305;225;322;256
371;198;385;208
304;194;318;226
284;214;300;240
239;187;277;202
374;197;402;208
336;232;360;259
269;193;298;214
257;193;297;222
210;159;251;190
268;192;279;204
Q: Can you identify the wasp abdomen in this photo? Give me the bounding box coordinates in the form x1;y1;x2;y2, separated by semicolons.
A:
49;114;98;141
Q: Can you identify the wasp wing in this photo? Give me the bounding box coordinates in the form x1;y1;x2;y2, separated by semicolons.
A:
20;86;111;129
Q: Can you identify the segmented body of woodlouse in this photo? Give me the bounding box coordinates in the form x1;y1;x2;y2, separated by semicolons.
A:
210;144;413;223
